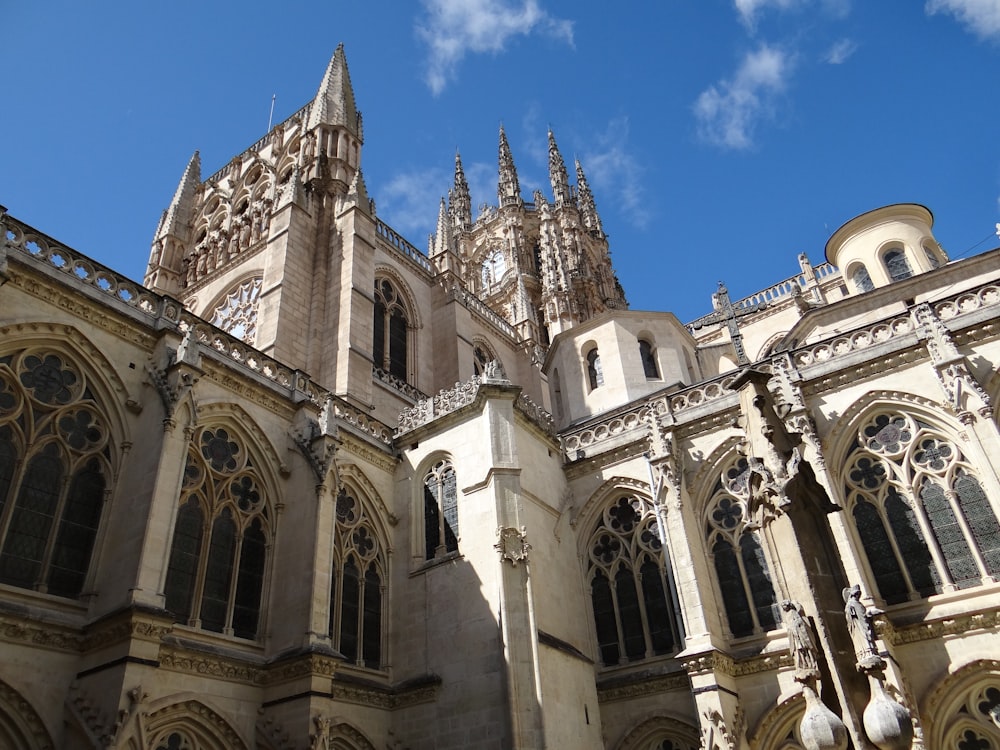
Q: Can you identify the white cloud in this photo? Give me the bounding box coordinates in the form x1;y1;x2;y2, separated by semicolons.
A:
582;117;651;230
927;0;1000;40
378;167;451;240
694;45;792;150
417;0;574;95
825;38;857;64
734;0;804;27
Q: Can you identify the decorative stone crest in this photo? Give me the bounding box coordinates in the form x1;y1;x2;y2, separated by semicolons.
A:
290;396;341;484
495;526;530;566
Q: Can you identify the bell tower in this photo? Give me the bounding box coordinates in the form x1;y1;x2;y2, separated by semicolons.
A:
142;46;376;401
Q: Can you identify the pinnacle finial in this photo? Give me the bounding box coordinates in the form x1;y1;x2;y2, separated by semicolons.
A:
307;45;362;139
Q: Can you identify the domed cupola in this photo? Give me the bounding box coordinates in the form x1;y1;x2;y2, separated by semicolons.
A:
825;204;947;295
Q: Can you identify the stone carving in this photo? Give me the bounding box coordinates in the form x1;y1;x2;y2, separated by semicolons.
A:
843;584;883;669
495;526;530;566
290;397;341;483
782;600;820;681
701;707;737;750
732;369;836;527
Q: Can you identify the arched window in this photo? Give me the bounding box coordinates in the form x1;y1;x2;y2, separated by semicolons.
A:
424;460;458;560
586;348;604;390
639;340;659;379
481;248;507;290
373;279;409;382
587;495;680;666
473;342;504;379
0;351;112;598
329;489;384;669
209;277;262;344
851;264;875;293
923;243;943;269
883;249;913;282
705;458;780;638
163;426;271;639
842;412;1000;604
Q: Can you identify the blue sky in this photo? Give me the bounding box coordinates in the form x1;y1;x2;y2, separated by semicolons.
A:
3;0;1000;322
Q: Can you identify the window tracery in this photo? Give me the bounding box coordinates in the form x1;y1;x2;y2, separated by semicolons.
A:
373;279;409;382
705;457;780;638
0;351;112;597
851;264;875;293
842;411;1000;604
481;248;507;290
163;425;271;639
423;460;458;560
941;683;1000;749
883;249;913;282
209;277;261;344
329;488;384;669
587;495;680;666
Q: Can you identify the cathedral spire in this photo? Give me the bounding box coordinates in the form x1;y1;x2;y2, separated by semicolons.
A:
450;151;472;231
575;159;603;235
547;130;571;207
158;151;201;241
307;44;362;140
498;125;522;208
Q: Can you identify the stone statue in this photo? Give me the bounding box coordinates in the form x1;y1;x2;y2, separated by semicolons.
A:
844;584;882;667
781;599;819;680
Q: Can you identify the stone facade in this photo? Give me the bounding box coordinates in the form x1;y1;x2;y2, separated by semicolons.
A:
1;46;999;750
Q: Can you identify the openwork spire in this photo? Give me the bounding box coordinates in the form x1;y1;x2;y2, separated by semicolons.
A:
450;152;472;230
498;125;522;207
547;130;571;206
307;44;362;139
575;159;603;235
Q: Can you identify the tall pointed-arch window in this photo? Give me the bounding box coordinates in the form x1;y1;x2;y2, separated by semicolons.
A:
481;248;507;291
329;489;385;669
851;264;875;293
705;457;780;638
587;495;680;666
883;248;913;282
587;348;604;390
163;426;271;639
424;460;458;560
373;279;410;382
842;411;1000;604
0;350;113;598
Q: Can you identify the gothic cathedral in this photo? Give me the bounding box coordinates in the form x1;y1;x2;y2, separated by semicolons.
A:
1;46;999;750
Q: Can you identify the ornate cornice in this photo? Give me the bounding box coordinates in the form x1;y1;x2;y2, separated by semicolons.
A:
159;645;264;685
0;615;82;652
878;607;1000;646
329;673;440;709
597;670;691;703
681;648;790;677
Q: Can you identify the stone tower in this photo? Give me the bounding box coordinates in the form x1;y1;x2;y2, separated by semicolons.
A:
429;125;627;355
143;45;379;405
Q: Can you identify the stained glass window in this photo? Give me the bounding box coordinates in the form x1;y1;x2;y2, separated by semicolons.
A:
843;411;1000;603
706;457;780;638
0;350;111;598
424;460;459;560
852;264;875;293
329;488;385;669
884;249;913;282
587;495;680;666
374;279;410;382
163;426;271;638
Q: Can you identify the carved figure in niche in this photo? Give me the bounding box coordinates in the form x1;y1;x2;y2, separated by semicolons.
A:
183;256;195;287
195;248;208;278
239;219;251;250
781;599;819;680
149;239;163;267
844;584;882;667
227;229;239;258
